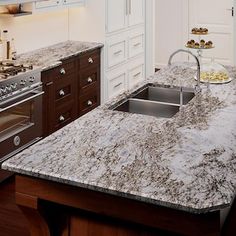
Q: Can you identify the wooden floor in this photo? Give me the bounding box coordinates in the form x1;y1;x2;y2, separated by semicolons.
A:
0;176;235;236
0;176;30;236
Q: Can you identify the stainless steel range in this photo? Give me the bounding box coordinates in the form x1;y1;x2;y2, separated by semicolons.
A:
0;60;43;164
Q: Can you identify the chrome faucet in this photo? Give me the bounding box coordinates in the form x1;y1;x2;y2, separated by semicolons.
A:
168;49;201;93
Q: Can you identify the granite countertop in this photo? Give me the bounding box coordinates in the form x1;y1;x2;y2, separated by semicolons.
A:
17;40;103;71
2;63;236;214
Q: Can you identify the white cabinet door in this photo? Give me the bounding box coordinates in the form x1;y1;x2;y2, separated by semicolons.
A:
128;28;145;59
128;0;145;27
35;0;60;9
128;57;144;89
107;66;127;99
106;32;127;69
106;0;127;33
62;0;84;6
189;0;234;65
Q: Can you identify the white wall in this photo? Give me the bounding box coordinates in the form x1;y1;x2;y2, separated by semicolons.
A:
68;0;105;42
0;9;69;54
155;0;188;68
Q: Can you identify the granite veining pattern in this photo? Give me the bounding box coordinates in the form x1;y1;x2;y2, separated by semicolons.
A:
2;63;236;214
17;40;103;71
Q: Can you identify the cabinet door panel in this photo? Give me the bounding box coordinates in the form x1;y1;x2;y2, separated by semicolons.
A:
106;0;127;33
63;0;84;6
35;0;60;9
128;59;144;89
107;36;127;69
107;67;127;99
129;0;144;27
128;28;145;59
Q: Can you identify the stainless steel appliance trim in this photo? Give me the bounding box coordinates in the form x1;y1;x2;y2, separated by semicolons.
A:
0;89;44;113
0;137;42;165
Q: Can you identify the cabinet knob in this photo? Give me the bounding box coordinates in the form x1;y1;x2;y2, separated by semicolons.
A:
87;100;93;106
59;89;65;97
88;57;94;64
60;68;66;75
87;77;93;83
59;115;65;122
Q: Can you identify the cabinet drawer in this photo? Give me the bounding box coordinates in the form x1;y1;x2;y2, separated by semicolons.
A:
45;60;76;80
107;71;126;99
55;83;74;104
79;90;100;116
129;32;144;58
79;66;99;93
54;102;75;130
79;50;100;70
128;62;144;89
107;39;126;69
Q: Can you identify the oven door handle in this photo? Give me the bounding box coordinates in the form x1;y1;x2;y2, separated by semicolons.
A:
0;90;44;113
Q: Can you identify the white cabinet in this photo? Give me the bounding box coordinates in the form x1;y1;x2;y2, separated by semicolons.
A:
68;0;149;102
35;0;60;9
128;28;144;59
104;0;145;100
106;57;145;99
24;0;85;12
129;0;145;27
107;65;127;99
0;0;35;5
128;57;144;89
106;0;127;33
106;0;144;34
62;0;83;6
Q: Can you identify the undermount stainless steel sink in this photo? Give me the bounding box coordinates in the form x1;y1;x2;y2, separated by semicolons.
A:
112;85;195;118
133;86;195;105
114;98;180;118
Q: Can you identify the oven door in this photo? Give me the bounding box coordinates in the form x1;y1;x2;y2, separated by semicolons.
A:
0;87;44;163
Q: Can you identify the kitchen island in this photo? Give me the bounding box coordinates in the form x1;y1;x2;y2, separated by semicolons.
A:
2;63;236;236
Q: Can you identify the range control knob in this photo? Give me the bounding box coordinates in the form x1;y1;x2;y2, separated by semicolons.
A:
6;85;12;92
20;80;26;86
10;83;18;90
1;87;7;94
29;76;35;83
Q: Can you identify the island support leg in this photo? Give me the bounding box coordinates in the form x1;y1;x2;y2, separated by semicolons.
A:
15;192;51;236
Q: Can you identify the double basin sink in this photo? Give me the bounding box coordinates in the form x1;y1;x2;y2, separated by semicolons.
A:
112;85;195;118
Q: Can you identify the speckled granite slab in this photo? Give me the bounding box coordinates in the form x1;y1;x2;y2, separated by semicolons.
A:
17;40;103;71
2;63;236;214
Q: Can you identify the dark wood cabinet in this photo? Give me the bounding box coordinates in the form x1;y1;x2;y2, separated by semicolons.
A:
42;49;101;137
78;49;100;116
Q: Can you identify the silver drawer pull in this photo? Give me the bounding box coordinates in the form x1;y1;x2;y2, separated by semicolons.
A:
60;68;66;75
114;82;122;88
59;89;65;97
87;100;93;106
87;77;93;83
134;72;141;78
88;57;94;64
133;42;141;47
114;50;122;55
59;115;65;122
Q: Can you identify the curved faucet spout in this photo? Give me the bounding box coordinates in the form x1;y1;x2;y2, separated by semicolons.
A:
168;49;201;92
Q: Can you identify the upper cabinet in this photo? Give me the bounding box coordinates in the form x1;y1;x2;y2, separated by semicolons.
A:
129;0;145;27
0;0;35;5
34;0;60;9
106;0;144;34
34;0;85;10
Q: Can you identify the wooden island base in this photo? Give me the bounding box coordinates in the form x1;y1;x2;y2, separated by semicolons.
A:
15;175;234;236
